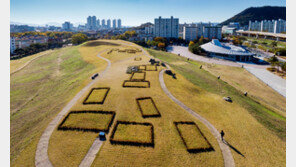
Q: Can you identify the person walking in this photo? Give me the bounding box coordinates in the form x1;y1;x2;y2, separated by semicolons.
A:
220;130;225;141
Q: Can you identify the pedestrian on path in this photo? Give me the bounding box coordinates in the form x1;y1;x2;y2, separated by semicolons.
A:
220;130;225;141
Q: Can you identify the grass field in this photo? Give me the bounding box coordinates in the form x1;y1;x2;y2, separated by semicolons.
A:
10;49;53;74
139;65;146;70
136;97;160;117
12;39;285;167
10;40;127;167
202;63;286;115
147;48;286;166
175;122;213;151
48;42;223;167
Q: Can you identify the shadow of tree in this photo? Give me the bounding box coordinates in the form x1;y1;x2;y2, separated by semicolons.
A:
223;139;245;158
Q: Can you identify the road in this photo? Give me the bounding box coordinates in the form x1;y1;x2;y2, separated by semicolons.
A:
167;45;285;97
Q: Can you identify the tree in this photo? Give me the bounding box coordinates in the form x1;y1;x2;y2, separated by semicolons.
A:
72;33;88;45
189;41;195;47
270;41;278;48
157;42;166;50
280;62;286;72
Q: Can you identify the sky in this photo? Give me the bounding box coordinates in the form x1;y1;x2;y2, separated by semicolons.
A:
10;0;286;26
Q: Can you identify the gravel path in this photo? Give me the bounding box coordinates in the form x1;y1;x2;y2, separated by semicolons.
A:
244;66;286;97
35;51;111;167
159;68;235;167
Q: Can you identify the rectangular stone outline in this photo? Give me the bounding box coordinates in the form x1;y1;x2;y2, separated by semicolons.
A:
110;121;154;147
174;121;214;153
130;72;146;81
83;87;110;105
145;65;157;71
57;110;116;133
136;97;161;118
122;80;150;88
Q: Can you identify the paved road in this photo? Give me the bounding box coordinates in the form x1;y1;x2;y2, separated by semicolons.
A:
11;51;52;75
244;66;286;97
167;45;285;96
159;68;235;167
35;50;111;167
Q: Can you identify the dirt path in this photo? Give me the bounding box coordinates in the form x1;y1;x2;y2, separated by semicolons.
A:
11;51;52;75
158;67;235;167
35;51;111;167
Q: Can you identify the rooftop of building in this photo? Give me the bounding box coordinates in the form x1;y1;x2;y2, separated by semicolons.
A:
201;39;253;56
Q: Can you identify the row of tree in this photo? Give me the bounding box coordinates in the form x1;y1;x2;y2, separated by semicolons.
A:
11;31;73;39
188;36;209;55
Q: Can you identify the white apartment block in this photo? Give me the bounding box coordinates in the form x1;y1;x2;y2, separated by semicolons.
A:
203;26;222;40
248;19;286;34
154;16;179;38
145;26;154;34
107;19;111;29
183;26;198;41
87;16;97;30
117;19;122;28
112;19;116;29
10;37;16;54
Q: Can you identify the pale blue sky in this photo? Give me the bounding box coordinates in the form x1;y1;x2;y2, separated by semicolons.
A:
10;0;286;26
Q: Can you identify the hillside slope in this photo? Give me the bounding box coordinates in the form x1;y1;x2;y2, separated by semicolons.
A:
221;6;286;26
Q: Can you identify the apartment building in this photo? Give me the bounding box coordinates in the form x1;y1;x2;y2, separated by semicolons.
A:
154;16;179;38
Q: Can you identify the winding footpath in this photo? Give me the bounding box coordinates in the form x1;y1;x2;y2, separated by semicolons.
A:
159;67;235;167
11;51;52;75
35;51;111;167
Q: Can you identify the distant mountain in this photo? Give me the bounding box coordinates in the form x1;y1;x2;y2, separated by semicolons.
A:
132;22;153;30
220;6;286;26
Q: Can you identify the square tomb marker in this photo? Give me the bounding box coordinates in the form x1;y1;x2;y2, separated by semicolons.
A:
145;65;157;71
110;121;154;147
130;72;146;81
58;111;115;133
122;80;150;88
174;121;214;153
136;97;161;118
83;87;110;104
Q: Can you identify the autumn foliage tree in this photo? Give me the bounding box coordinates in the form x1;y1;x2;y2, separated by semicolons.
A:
71;33;88;45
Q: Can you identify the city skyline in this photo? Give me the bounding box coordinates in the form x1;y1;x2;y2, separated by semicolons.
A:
11;0;285;27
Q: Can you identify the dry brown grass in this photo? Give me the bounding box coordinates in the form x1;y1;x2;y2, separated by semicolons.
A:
130;72;145;81
175;123;212;151
48;43;223;167
163;71;286;166
202;63;286;115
